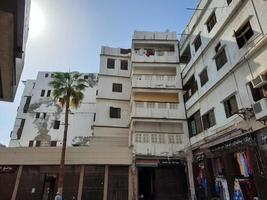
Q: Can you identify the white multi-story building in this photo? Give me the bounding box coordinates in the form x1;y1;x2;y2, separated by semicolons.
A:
130;31;190;199
9;72;98;147
179;0;267;199
93;46;132;148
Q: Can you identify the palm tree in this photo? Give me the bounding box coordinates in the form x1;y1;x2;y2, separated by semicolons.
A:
49;72;89;195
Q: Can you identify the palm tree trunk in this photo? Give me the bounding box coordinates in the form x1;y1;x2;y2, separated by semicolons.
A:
57;95;70;195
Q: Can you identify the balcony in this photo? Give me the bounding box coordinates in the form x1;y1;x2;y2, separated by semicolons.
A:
132;50;178;63
132;102;185;119
132;75;180;89
132;132;184;156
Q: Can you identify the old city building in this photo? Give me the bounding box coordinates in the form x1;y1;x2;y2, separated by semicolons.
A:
179;0;267;199
0;0;267;199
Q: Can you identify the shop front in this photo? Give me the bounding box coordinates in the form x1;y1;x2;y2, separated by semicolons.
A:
193;132;267;200
136;158;189;200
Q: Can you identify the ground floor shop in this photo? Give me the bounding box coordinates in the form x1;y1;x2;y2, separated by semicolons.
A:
136;158;189;200
0;165;129;200
192;129;267;200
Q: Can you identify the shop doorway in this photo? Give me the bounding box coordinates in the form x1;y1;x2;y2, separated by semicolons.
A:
42;174;57;200
138;166;188;200
138;167;154;200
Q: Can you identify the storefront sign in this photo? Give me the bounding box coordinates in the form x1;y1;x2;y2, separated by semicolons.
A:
0;166;17;173
158;159;184;166
210;134;254;152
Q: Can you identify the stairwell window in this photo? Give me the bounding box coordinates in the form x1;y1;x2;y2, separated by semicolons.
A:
206;11;217;33
214;43;227;71
202;109;216;130
193;34;202;52
109;107;121;118
112;83;122;93
120;60;128;70
199;68;209;87
235;21;254;49
54;120;60;129
223;95;238;118
107;58;115;69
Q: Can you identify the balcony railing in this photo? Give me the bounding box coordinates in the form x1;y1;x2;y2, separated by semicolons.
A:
132;102;184;119
132;75;179;89
133;132;184;156
132;50;178;63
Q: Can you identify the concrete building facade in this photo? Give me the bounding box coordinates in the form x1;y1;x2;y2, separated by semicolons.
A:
179;0;267;199
0;0;31;102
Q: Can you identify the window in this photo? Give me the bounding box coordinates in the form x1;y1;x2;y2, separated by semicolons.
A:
29;140;34;147
35;113;40;119
202;109;216;130
93;113;96;121
180;44;191;64
249;82;267;102
17;119;25;139
170;103;178;109
47;90;51;97
120;60;128;70
175;135;182;144
188;110;203;137
51;73;54;78
151;134;157;143
50;141;57;147
112;83;122;92
109;107;121;118
43;113;47;119
158;134;165;144
206;12;217;32
193;34;202;52
96;90;98;96
235;21;254;49
135;134;142;143
54;120;60;129
23;96;31;113
183;75;198;102
199;68;209;87
223;95;238;118
41;90;45;97
84;75;89;79
168;135;175;144
227;0;232;5
45;73;49;77
107;58;115;69
215;47;227;71
158;103;167;109
36;140;41;147
147;102;155;109
142;134;149;143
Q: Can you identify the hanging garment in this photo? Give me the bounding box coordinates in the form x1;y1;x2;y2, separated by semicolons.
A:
234;179;244;200
216;177;230;200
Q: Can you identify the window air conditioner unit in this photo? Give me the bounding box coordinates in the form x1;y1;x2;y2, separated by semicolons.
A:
251;74;267;88
253;98;267;120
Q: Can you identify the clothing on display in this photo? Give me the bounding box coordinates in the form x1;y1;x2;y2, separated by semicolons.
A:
235;152;253;177
215;177;230;200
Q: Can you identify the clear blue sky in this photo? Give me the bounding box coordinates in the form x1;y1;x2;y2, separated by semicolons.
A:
0;0;198;146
